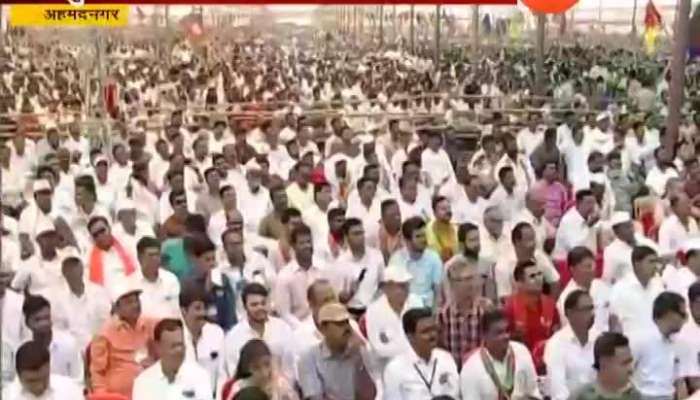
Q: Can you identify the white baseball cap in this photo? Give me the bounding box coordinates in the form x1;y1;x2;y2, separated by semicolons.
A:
610;211;632;227
382;266;413;284
109;279;142;304
32;179;52;194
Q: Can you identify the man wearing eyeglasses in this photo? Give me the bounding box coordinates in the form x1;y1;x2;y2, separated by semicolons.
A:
437;256;493;366
503;260;559;356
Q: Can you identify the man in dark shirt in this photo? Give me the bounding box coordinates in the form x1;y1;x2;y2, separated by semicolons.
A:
570;332;641;400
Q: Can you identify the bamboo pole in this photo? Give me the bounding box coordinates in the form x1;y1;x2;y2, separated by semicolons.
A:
631;0;638;35
434;5;441;65
472;6;480;54
535;14;546;96
665;0;692;155
379;5;384;47
410;5;415;55
393;5;397;42
353;6;358;41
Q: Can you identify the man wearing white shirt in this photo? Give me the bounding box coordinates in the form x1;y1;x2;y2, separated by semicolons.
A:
22;294;83;385
495;134;534;191
384;308;460;400
439;166;488;225
3;341;84;400
561;123;591;192
479;206;513;270
518;115;544;157
663;239;700;300
513;187;556;252
331;218;383;315
584;114;615;156
128;237;180;319
645;147;679;197
51;253;110;352
18;179;56;257
1;267;26;386
658;192;699;258
113;200;156;262
558;247;611;332
179;284;225;392
286;161;315;211
132;318;212;400
545;290;599;400
366;266;424;372
609;245;665;335
346;177;384;238
494;222;560;300
554;189;600;260
238;163;272;236
603;211;658;285
221;283;294;383
489;166;526;222
302;182;334;245
397;177;433;221
628;292;687;400
12;220;64;296
420;131;455;190
460;309;541;400
676;282;700;396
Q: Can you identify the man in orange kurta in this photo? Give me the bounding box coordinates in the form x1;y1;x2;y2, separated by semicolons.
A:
89;282;157;398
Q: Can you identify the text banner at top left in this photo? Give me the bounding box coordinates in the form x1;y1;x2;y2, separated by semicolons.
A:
9;4;129;27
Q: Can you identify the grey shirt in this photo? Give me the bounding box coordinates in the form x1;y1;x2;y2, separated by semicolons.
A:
298;340;376;400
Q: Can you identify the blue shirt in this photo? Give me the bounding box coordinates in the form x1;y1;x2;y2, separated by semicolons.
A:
388;248;443;308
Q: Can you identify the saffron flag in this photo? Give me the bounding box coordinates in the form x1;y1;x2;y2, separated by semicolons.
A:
180;13;204;42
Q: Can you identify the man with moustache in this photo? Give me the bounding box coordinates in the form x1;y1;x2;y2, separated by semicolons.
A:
460;309;541;399
132;319;212;399
298;302;377;400
426;196;458;262
221;283;294;384
384;308;460;399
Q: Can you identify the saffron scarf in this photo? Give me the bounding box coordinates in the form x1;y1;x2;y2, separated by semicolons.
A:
89;238;137;286
480;346;515;400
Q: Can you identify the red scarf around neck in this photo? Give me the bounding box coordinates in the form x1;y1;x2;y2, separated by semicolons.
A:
89;238;137;286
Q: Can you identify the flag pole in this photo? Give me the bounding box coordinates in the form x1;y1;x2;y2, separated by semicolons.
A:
664;0;692;155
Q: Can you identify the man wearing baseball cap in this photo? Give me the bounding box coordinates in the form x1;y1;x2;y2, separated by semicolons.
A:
89;279;157;398
11;219;62;295
298;302;377;400
18;179;55;258
365;266;423;372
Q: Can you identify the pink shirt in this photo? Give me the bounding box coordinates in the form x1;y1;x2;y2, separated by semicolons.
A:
274;258;327;328
537;180;569;227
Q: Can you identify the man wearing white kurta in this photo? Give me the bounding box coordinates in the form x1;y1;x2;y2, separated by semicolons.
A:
545;290;599;400
132;320;212;400
460;309;541;400
628;292;686;400
658;192;699;258
556;246;611;332
609;245;665;335
554;189;600;260
602;211;658;285
365;267;423;373
383;308;460;399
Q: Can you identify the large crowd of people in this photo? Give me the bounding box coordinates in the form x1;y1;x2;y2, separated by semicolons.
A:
2;21;700;400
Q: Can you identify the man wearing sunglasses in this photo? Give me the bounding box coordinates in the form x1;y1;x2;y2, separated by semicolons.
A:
503;260;559;357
